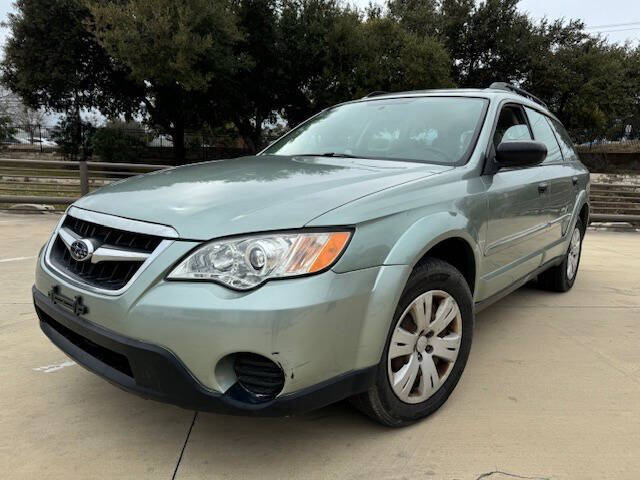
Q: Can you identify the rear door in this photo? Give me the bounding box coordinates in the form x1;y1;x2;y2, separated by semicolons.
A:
524;107;573;247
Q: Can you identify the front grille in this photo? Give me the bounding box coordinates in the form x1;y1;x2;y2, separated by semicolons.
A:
48;214;163;291
36;306;133;378
233;353;285;399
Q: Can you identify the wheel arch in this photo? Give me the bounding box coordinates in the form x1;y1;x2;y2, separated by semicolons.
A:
384;212;481;296
566;188;589;239
578;202;589;235
415;237;476;295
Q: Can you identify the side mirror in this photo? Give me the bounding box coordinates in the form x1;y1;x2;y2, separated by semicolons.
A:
495;141;547;168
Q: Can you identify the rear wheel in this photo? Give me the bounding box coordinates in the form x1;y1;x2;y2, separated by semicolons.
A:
351;258;473;427
538;219;584;292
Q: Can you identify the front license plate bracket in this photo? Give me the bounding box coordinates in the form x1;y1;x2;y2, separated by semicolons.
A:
48;286;89;316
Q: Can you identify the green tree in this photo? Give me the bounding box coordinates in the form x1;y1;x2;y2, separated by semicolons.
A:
524;22;630;141
0;115;16;142
439;0;536;87
1;0;140;156
278;0;365;126
50;115;95;158
391;0;637;142
229;0;283;151
91;120;148;163
87;0;245;161
356;16;453;95
623;47;640;139
386;0;440;37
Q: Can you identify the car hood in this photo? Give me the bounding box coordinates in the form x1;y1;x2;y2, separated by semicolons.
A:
74;155;450;240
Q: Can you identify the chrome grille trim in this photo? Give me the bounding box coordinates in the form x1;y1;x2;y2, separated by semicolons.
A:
57;226;152;264
43;211;175;296
67;206;179;239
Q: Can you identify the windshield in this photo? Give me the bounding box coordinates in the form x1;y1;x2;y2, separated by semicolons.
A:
263;97;488;165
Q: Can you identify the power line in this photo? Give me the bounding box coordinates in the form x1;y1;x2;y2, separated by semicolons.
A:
592;27;640;34
585;21;640;30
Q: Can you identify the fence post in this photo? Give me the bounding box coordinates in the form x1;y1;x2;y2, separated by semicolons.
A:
79;159;89;196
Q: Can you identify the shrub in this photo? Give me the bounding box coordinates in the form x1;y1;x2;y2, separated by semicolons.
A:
0;115;17;142
50;116;95;157
91;126;146;163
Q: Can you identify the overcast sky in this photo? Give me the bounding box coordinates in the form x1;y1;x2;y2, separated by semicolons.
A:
351;0;640;45
1;0;639;51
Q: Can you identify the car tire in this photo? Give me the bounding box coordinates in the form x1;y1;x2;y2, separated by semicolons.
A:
537;219;584;292
351;258;474;427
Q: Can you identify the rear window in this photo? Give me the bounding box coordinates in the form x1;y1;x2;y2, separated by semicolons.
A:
263;97;488;165
525;107;563;164
548;119;579;162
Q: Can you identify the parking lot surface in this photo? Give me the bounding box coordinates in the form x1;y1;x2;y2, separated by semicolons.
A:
1;213;639;479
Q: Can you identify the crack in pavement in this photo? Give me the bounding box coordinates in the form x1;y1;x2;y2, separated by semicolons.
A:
476;471;550;480
171;411;198;480
0;256;35;263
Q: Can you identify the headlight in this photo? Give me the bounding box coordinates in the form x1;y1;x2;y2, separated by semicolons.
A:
167;230;352;290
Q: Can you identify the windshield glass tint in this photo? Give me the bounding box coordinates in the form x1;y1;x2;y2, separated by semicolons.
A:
263;97;488;165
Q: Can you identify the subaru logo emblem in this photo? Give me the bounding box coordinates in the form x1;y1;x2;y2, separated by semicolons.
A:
69;239;94;262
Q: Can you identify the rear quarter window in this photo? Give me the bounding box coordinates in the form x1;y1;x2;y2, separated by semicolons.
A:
525;107;563;164
548;118;579;162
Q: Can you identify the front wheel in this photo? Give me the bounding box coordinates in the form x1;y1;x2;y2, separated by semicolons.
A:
351;258;473;427
538;219;584;292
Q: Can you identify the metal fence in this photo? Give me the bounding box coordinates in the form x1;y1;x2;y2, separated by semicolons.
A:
0;124;58;152
577;138;640;154
0;123;252;162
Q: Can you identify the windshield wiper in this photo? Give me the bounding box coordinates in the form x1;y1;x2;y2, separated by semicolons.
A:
296;152;359;158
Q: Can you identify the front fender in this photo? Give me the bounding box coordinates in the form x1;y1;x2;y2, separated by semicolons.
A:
384;211;482;290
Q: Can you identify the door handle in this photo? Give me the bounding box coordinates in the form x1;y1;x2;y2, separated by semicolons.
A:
538;182;549;194
572;176;578;186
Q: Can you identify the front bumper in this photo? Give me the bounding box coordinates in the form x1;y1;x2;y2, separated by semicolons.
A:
34;287;378;415
35;230;412;413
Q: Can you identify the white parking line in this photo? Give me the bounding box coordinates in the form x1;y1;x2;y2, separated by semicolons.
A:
33;361;76;373
0;256;35;263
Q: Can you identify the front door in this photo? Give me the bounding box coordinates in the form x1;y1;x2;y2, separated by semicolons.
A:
480;104;550;299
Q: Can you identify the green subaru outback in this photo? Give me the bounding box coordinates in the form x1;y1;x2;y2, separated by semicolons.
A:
33;83;589;426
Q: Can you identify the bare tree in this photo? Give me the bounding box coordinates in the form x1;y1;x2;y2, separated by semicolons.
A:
16;105;47;141
0;86;47;141
0;86;16;117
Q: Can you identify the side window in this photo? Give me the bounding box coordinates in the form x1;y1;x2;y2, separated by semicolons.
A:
493;105;531;148
525;107;563;164
548;119;579;162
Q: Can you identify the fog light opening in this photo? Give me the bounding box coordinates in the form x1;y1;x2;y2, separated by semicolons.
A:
232;352;285;402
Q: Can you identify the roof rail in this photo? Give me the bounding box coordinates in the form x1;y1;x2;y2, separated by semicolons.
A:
488;82;548;109
364;91;388;98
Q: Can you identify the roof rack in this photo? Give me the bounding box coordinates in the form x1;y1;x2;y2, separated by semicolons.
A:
488;82;548;109
364;91;388;98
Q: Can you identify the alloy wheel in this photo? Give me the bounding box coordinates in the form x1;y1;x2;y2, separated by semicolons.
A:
387;290;462;404
567;227;581;280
